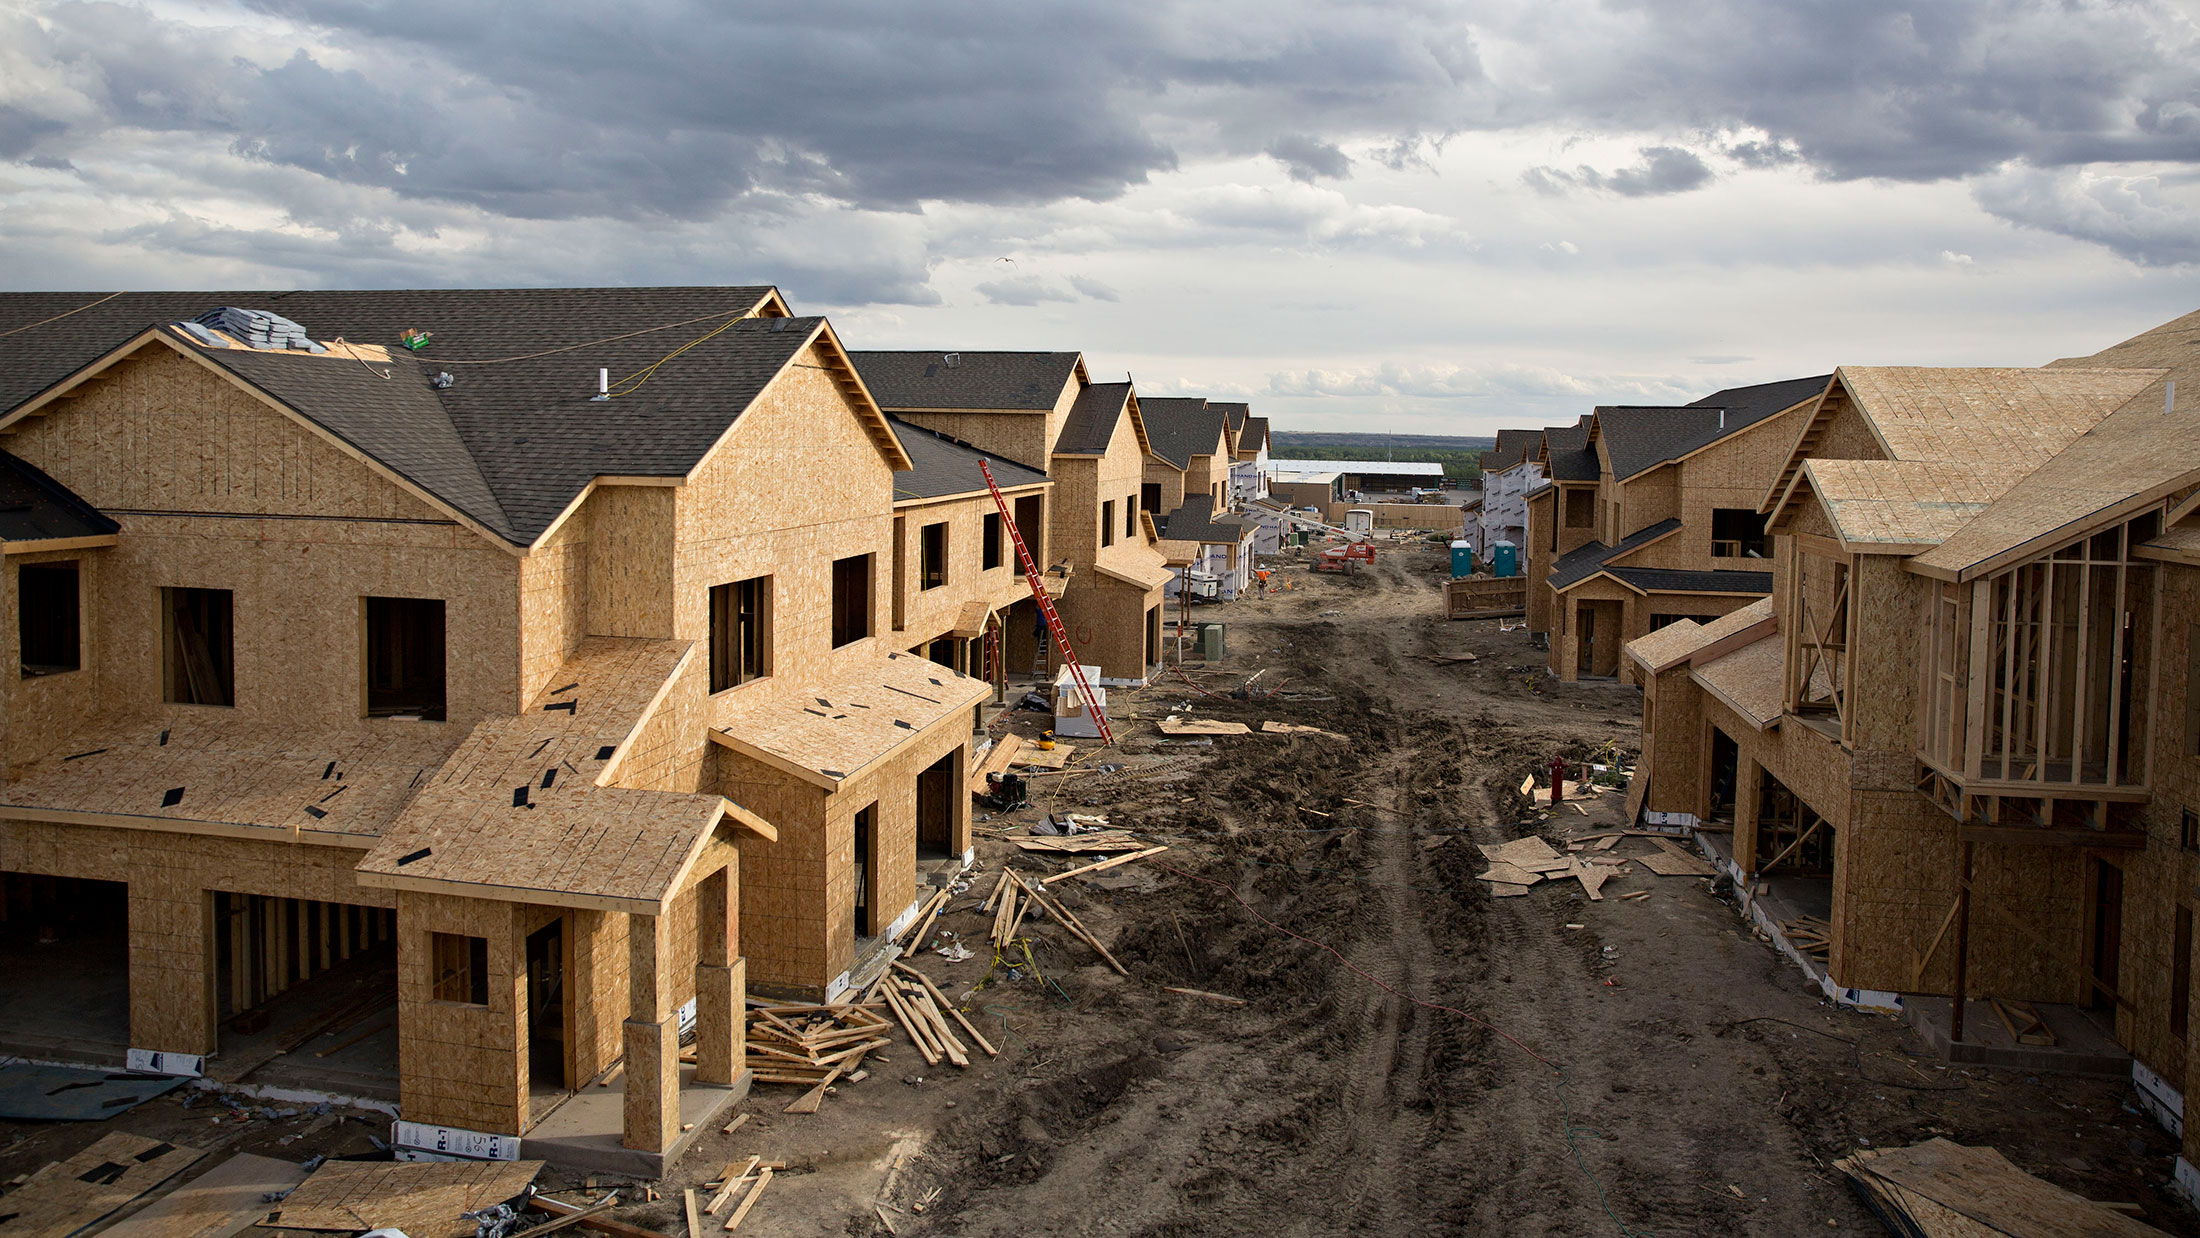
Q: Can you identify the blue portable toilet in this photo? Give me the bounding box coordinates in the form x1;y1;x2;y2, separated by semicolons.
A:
1450;540;1473;578
1492;540;1519;578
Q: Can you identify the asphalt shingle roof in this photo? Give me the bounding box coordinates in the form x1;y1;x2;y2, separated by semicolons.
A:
848;350;1082;412
1590;374;1831;482
1547;518;1683;590
1236;415;1270;454
1139;398;1224;469
1157;493;1246;544
0;287;823;546
888;417;1047;500
1606;567;1772;595
1055;383;1134;456
0;448;118;544
1540;419;1598;481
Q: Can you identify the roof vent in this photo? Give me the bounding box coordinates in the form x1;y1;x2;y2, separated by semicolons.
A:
944;353;961;368
2168;380;2176;415
194;307;325;354
1717;408;1726;429
431;371;454;390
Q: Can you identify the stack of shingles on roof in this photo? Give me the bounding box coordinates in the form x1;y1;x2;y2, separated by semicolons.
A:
0;288;832;548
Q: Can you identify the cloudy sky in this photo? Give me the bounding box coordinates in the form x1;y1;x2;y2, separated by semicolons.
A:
4;0;2199;435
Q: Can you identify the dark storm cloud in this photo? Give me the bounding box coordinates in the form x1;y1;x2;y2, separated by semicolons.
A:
1268;134;1354;183
1525;146;1716;197
5;0;2199;271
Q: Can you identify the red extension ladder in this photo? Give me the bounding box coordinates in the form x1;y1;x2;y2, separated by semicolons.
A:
977;460;1114;746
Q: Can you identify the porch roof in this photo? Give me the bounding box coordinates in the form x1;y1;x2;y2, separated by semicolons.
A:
1690;632;1784;731
354;637;753;915
708;650;990;790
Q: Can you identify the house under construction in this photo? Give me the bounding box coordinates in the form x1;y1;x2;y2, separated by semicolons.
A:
1624;307;2200;1196
0;288;1084;1172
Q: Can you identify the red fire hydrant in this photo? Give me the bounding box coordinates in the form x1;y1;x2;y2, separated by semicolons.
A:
1548;755;1568;805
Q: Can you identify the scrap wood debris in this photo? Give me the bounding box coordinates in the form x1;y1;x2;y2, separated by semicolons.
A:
0;1132;204;1238
1476;832;1713;900
985;868;1128;975
264;1157;542;1238
743;1002;893;1110
1779;915;1833;965
1835;1138;2168;1237
879;961;1001;1069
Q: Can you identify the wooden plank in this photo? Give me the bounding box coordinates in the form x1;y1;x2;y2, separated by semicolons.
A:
1040;846;1168;885
0;1132;205;1238
1854;1139;2162;1237
684;1188;701;1238
722;1167;773;1233
703;1158;760;1215
783;1068;843;1113
893;963;999;1057
98;1153;305;1238
527;1194;674;1238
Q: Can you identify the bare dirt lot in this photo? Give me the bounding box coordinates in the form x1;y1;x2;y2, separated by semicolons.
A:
4;539;2193;1237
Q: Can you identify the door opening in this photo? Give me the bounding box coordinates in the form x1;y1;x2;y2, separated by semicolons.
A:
526;920;566;1094
2091;859;2124;1012
916;752;956;859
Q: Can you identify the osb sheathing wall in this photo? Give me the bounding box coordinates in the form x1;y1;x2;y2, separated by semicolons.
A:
1142;459;1187;516
519;515;591;707
0;346;525;759
397;889;528;1134
1637;665;1704;816
716;711;969;997
892;411;1052;478
1055;415;1168;679
671;344;894;686
2109;564;2200;1125
1;547;103;777
1524;490;1555;633
1624;410;1805;572
0;819;392;1057
893;373;1080;479
890;488;1042;648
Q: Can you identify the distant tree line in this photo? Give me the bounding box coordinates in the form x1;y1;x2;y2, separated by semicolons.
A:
1270;444;1484;487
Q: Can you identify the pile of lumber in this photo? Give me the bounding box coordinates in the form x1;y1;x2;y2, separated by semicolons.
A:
1836;1138;2166;1236
692;1155;778;1233
877;962;1000;1069
745;1003;892;1113
1780;915;1833;965
979;868;1130;974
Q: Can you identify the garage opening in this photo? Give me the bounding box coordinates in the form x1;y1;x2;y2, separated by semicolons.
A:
0;873;128;1061
215;894;398;1100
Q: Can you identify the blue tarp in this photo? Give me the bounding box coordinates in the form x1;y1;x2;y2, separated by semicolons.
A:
0;1062;184;1120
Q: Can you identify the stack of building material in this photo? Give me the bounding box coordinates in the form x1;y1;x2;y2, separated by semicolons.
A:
879;961;1000;1069
1836;1138;2167;1236
981;869;1130;974
745;1004;893;1113
192;306;326;353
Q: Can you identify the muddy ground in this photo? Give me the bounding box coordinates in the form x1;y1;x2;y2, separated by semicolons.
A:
3;539;2191;1237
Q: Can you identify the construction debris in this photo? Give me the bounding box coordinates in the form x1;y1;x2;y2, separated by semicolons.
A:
265;1157;542;1238
96;1153;306;1238
1040;845;1168;884
1158;715;1251;736
0;1133;204;1238
744;1003;894;1102
1836;1138;2168;1236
